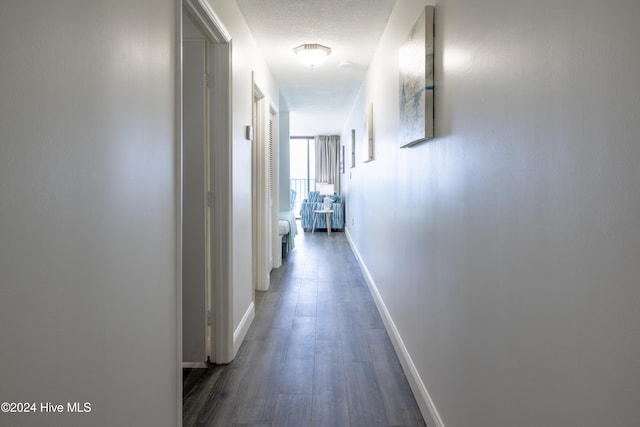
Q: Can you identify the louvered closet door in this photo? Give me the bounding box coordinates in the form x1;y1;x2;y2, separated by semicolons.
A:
267;114;273;267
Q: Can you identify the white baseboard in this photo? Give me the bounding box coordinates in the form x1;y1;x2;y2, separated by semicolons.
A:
345;229;445;427
182;362;208;369
233;301;255;357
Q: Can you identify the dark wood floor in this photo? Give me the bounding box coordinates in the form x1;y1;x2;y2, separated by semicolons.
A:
183;228;426;427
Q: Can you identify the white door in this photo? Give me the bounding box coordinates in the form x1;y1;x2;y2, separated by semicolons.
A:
182;20;213;365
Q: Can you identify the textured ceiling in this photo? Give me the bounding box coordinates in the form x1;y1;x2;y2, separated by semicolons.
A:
236;0;396;135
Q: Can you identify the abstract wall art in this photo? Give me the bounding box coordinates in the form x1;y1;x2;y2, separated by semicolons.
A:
399;6;434;148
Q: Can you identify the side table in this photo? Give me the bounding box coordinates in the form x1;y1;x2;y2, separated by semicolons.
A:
312;209;334;235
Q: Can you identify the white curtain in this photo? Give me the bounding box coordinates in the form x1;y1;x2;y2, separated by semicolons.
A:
315;135;340;194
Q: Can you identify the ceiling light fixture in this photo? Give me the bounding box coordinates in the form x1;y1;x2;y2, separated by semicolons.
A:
294;44;331;67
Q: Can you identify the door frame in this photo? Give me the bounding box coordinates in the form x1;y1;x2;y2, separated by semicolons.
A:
251;81;280;291
177;0;233;374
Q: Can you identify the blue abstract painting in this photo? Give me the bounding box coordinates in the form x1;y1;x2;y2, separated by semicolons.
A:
399;6;434;147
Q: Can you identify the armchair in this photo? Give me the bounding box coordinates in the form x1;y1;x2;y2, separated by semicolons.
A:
300;191;345;231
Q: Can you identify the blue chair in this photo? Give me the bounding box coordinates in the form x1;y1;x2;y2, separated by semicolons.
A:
300;191;344;231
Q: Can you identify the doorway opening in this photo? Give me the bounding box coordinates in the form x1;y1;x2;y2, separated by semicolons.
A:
251;83;280;291
179;0;233;369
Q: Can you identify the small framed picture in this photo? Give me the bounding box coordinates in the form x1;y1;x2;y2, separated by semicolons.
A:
350;129;356;168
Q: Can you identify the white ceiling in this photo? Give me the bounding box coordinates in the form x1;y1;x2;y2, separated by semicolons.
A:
236;0;396;135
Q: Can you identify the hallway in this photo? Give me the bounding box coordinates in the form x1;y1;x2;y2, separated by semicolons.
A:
183;230;425;426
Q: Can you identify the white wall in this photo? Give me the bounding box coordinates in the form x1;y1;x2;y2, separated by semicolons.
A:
343;1;640;426
206;0;280;348
0;1;178;426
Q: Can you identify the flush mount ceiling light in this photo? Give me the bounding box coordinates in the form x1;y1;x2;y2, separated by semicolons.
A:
294;43;331;67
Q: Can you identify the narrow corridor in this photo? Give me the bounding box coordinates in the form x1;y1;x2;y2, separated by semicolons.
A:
183;230;425;426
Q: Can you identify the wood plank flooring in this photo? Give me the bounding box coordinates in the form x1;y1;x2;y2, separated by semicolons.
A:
183;228;426;426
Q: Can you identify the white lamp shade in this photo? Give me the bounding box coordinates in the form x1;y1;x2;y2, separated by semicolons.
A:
317;183;334;195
